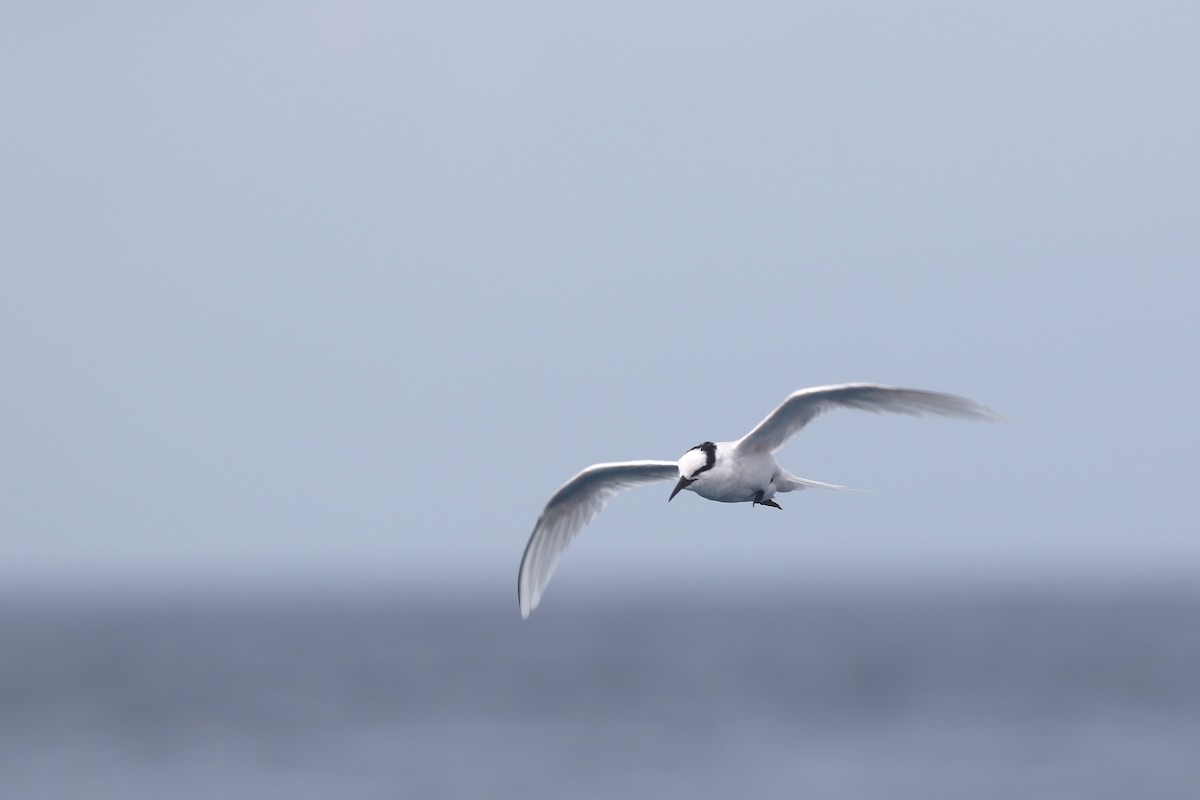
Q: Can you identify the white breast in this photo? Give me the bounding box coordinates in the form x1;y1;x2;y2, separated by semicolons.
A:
689;445;779;503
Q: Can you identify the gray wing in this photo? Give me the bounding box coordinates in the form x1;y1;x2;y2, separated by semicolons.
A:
736;383;1002;454
518;460;678;618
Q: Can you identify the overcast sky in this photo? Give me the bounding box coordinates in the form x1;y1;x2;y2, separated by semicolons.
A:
3;2;1197;603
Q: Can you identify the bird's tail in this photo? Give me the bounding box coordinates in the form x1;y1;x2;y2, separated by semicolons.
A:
778;471;856;493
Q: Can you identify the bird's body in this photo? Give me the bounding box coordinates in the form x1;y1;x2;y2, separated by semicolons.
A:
682;444;784;504
517;383;1001;618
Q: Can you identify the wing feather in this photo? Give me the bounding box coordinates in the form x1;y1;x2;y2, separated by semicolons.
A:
736;383;1002;454
518;460;678;618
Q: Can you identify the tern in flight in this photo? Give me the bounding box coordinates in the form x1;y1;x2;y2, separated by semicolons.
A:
517;383;1000;617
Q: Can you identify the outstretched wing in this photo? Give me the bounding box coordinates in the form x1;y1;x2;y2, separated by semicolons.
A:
736;383;1002;454
518;460;679;618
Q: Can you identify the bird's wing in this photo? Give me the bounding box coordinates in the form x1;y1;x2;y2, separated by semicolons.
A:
735;383;1002;454
518;460;678;618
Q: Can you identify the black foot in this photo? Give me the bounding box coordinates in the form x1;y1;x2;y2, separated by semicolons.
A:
752;491;782;510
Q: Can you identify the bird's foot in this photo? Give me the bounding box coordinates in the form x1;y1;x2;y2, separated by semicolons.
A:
752;491;782;510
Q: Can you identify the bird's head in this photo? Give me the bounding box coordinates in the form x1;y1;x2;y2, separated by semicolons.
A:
669;441;717;501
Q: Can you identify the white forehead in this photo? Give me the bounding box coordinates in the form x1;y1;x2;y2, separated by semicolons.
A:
677;447;708;475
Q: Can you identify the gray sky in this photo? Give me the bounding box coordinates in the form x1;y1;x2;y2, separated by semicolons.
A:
3;2;1197;602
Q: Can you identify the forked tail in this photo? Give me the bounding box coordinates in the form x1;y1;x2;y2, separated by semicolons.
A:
778;471;854;492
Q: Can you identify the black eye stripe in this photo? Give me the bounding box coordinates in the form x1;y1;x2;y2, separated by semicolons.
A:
690;441;716;477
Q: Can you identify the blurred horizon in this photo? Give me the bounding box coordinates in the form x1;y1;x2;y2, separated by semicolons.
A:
6;587;1199;799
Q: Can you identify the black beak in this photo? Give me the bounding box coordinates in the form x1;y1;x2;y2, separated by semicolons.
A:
668;477;695;502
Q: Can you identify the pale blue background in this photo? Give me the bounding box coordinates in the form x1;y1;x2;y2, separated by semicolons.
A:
3;1;1197;603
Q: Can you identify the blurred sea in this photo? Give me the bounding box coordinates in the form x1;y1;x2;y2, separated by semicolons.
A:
3;585;1198;799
